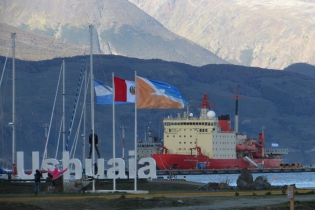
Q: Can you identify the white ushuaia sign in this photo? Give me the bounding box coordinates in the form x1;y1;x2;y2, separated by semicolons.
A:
16;151;157;180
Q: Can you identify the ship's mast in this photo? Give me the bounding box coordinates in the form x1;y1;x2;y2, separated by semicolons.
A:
148;122;153;143
199;94;213;119
230;85;244;133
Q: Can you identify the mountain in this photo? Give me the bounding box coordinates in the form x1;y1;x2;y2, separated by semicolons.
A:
0;23;86;61
0;0;226;66
284;63;315;78
129;0;315;70
1;55;315;168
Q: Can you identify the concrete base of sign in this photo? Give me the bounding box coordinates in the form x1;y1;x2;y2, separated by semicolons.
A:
86;190;149;194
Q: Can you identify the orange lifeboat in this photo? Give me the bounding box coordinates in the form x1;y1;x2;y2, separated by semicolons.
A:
236;144;256;151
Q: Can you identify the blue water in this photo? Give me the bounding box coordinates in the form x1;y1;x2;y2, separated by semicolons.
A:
166;172;315;189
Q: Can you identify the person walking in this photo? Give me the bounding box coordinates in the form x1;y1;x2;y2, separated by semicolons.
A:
34;169;42;195
88;130;101;159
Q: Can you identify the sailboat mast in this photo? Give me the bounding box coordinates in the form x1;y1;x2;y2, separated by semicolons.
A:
83;68;87;171
62;60;65;151
89;24;95;192
121;125;125;160
11;33;16;166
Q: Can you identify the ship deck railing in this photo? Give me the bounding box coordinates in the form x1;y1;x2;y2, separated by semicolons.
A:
137;143;163;147
264;148;289;155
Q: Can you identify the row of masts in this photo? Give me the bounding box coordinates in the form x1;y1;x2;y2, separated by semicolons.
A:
7;25;125;192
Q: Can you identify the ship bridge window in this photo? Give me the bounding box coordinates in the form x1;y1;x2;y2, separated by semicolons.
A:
202;122;205;125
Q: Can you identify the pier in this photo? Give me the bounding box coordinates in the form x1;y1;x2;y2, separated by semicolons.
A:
156;167;315;176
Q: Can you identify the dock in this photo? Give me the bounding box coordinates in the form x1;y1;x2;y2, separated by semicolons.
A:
156;167;315;175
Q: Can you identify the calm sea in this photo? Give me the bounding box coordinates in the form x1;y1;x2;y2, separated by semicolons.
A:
165;172;315;189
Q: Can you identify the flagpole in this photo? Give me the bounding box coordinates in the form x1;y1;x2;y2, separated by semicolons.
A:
112;72;116;191
11;33;16;167
89;24;95;192
134;71;137;191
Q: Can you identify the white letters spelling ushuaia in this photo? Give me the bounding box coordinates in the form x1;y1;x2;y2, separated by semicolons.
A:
16;151;157;180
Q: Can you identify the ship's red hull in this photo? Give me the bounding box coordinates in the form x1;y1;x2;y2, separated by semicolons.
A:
152;154;282;170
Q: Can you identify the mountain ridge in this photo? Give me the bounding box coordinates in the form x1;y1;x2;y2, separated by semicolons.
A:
1;55;315;167
0;0;227;66
129;0;315;69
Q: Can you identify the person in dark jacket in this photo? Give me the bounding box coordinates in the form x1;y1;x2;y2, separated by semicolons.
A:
34;169;42;195
88;130;100;159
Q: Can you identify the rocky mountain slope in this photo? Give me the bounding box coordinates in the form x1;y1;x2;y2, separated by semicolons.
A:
0;23;86;61
129;0;315;69
0;0;226;66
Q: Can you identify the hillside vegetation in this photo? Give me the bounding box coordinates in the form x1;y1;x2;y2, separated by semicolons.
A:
1;55;315;167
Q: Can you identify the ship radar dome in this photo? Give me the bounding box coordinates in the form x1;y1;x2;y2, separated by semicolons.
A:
207;110;215;118
189;113;193;117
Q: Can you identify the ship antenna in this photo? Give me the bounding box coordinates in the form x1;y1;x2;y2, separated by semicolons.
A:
198;94;214;109
197;94;214;119
230;85;244;133
186;103;190;119
202;94;212;108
